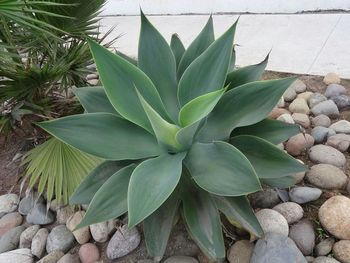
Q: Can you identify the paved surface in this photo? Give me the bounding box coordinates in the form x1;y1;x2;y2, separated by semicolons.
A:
99;13;350;78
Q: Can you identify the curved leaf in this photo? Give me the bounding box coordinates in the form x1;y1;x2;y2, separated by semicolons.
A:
262;176;296;188
38;113;162;160
87;39;170;132
178;21;237;106
231;135;306;179
226;53;269;90
231;119;300;145
128;152;186;227
185;141;261;196
213;195;263;237
199;77;297;141
179;88;225;127
177;16;214;78
115;51;137;66
138;12;179;121
73;87;118;115
170;33;185;68
175;120;205;150
77;164;136;228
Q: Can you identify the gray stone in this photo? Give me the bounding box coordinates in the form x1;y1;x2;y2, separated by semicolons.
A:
0;248;34;263
90;222;109;243
292;113;310;128
0;212;23;236
323;73;341;85
315;238;335;256
309;145;346;167
326;133;350;152
306;164;347;189
57;253;80;263
251;233;306;263
256;209;289;236
311;100;339;118
19;225;40;248
311;126;335;143
289;219;315;256
324;84;346;98
332;240;350;263
289;187;322;204
26;202;55;225
0;225;26;253
347;180;350;194
18;195;44;216
305;256;315;262
289;98;310;114
277;113;295;124
331;95;350;109
250;189;280;208
31;228;48;258
164;256;199;263
37;250;64;263
314;256;341;263
106;225;140;259
56;206;74;225
291;79;307;93
46;225;75;254
297;91;313;101
311;115;331;127
284;87;297;102
0;194;19;214
273;202;304;224
286;133;314;156
227;240;254;263
329;120;350;134
66;211;90;245
309;93;327;108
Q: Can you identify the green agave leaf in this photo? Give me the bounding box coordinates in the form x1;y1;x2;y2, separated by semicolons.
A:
128;152;186;228
212;195;263;237
138;11;179;121
231;119;300;145
137;91;182;151
185;141;261;196
70;160;131;205
177;16;214;79
77;164;136;228
181;182;225;260
87;39;170;133
175;120;205;150
229;46;236;71
144;192;179;261
262;176;296;188
115;51;138;66
231;135;306;179
199;77;297;141
170;33;185;68
178;21;237;106
73;87;118;115
179;88;225;127
38;113;162;160
226;53;269;90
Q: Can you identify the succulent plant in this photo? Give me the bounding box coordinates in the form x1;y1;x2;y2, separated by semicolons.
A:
38;12;306;261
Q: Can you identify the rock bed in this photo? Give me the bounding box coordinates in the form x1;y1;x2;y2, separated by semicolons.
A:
0;72;350;263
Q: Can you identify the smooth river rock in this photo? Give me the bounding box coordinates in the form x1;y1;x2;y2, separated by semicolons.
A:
333;240;350;263
0;225;26;253
0;194;19;214
46;225;75;253
311;100;339;118
308;145;346;167
256;209;289;236
306;164;347;189
0;248;34;263
289;187;322;204
26;202;55;225
31;228;48;258
326;133;350;152
315;238;335;257
273;202;304;224
289;219;315;256
227;240;254;263
329;120;350;134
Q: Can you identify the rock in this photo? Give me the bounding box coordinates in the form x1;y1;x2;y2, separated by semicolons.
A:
49;199;64;212
315;238;335;256
66;211;90;244
331;95;350;110
57;253;80;263
305;256;315;262
323;73;341;85
297;91;313;101
46;225;75;253
79;243;100;263
347;181;350;194
329;120;350;134
269;108;290;119
312;115;331;127
286;133;314;156
293;171;306;184
284;87;297;102
164;256;199;263
137;261;154;263
256;209;289;236
0;212;23;236
319;196;350;240
289;98;310;114
314;257;340;263
292;113;310;128
273;202;304;224
306;164;347;190
26;202;55;225
326;134;350;152
324;84;346;98
250;232;306;263
311;100;339;118
18;195;44;215
0;225;26;253
0;248;33;263
250;189;280;209
308;145;346;167
277;97;285;108
311;126;335;143
289;187;322;204
37;250;64;263
87;79;99;86
291;79;307;93
31;228;48;258
56;206;74;225
0;194;19;214
90;222;109;243
19;225;40;248
227;240;254;263
309;93;327;108
86;73;98;80
277;113;295;124
333;240;350;263
106;225;140;259
289;219;315;256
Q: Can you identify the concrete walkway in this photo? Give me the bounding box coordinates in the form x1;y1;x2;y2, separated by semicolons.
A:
99;13;350;78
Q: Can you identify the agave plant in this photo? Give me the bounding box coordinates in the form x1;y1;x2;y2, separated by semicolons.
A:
39;12;306;261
